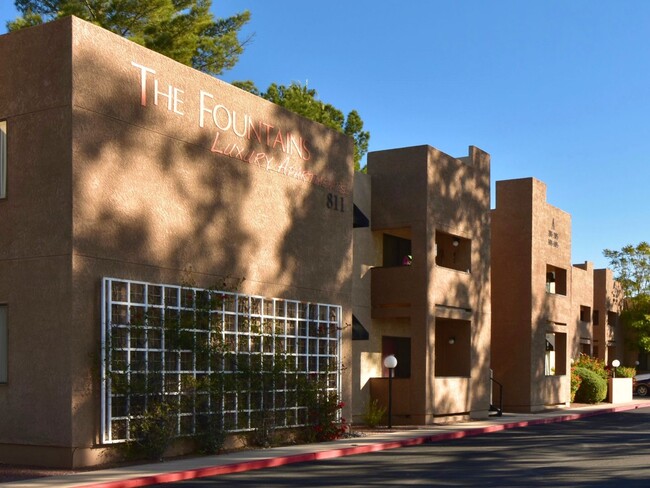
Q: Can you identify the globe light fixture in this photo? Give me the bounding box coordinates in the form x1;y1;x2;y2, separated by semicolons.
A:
612;359;620;378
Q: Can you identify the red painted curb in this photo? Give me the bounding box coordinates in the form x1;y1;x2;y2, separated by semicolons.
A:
78;402;650;488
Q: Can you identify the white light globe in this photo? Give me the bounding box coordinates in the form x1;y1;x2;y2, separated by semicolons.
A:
612;359;621;368
383;354;398;369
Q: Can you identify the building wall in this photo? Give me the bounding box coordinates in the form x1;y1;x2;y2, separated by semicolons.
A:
428;146;491;419
0;17;354;467
351;172;377;419
357;145;491;424
492;178;573;412
491;179;534;410
0;18;76;466
571;262;594;358
593;268;624;366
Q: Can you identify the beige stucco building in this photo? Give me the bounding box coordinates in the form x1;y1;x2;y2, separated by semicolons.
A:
0;14;626;469
491;178;623;412
0;17;354;467
352;145;492;424
593;268;624;364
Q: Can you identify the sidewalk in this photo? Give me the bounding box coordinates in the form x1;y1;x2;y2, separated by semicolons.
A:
5;400;650;488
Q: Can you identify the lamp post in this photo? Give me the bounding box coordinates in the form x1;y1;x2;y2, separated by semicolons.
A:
383;354;398;429
612;359;620;378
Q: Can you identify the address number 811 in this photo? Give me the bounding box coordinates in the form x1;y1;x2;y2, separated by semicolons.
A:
327;193;345;212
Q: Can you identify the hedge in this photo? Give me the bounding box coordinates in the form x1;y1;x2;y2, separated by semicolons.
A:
573;366;607;404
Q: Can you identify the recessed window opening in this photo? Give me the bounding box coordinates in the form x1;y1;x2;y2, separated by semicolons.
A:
381;336;411;378
580;306;591;323
607;344;616;362
382;233;412;267
545;264;567;295
545;332;567;376
593;310;600;326
607;311;618;328
435;231;471;272
434;319;471;377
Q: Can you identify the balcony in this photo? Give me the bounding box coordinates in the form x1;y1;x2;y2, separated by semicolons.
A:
371;265;417;318
433;266;471;310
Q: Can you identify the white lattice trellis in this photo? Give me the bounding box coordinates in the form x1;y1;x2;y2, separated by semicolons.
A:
101;278;341;444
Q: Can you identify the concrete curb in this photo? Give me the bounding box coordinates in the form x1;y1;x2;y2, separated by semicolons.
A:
74;402;650;488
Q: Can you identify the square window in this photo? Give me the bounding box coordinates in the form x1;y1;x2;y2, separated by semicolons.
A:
545;332;567;376
580;305;591;323
546;265;567;295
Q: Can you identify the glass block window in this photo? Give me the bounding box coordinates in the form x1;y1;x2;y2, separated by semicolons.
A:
101;278;342;444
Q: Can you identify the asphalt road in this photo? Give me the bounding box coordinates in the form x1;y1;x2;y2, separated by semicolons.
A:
151;407;650;487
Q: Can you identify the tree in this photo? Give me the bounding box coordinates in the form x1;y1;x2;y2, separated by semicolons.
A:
9;2;370;171
604;242;650;351
234;81;370;171
8;0;251;76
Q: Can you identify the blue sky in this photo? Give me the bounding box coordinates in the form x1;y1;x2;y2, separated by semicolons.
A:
2;1;648;268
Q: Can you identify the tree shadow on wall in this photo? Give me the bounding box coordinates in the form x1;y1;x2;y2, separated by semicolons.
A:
428;146;492;415
366;145;492;417
70;45;354;447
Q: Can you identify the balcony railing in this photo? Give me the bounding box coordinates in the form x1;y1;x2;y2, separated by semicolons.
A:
371;265;417;317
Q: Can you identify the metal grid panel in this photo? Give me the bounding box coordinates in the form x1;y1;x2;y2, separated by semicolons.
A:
101;278;341;444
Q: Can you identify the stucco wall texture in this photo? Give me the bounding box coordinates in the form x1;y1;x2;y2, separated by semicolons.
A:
0;17;353;467
353;145;491;424
491;178;622;412
492;178;572;412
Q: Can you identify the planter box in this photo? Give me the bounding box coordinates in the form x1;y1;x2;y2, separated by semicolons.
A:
608;377;633;403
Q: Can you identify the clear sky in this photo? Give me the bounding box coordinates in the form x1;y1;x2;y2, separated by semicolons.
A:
2;1;648;268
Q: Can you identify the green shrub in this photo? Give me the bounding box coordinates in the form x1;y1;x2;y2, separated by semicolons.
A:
195;413;227;454
614;366;636;378
574;367;607;404
128;399;178;461
364;399;387;428
247;410;279;448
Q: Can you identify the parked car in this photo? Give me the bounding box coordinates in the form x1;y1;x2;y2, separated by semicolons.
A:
633;373;650;396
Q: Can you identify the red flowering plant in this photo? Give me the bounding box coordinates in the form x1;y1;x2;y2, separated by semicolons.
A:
298;373;348;443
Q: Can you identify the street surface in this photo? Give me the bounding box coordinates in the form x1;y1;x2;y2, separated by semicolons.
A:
152;407;650;487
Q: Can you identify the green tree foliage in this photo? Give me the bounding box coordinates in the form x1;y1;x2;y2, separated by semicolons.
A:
604;242;650;351
8;0;251;76
9;2;370;171
234;81;370;171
